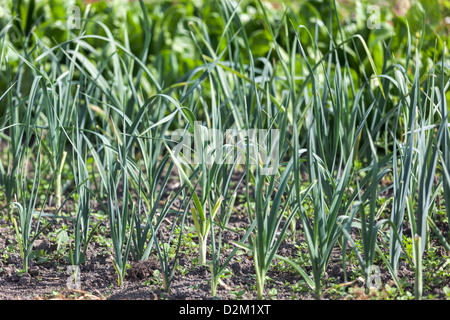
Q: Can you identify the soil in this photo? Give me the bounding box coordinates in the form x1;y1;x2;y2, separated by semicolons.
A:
0;208;316;300
0;164;449;301
0;206;448;301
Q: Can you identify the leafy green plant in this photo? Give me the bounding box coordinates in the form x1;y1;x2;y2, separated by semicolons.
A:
209;187;238;297
2;0;450;302
130;157;174;261
150;187;191;293
104;130;135;286
164;121;223;266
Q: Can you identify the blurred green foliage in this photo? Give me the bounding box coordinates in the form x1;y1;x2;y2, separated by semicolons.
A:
1;0;449;110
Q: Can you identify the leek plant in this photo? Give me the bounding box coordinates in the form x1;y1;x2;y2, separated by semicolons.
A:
5;73;48;272
209;159;248;297
11;124;71;272
165;121;223;266
248;159;295;300
150;184;192;293
0;75;20;213
12;131;44;273
388;21;424;277
291;27;373;299
106;161;135;286
70;105;93;266
340;151;401;292
0;20;32;221
105;121;136;286
232;155;315;299
130;157;175;261
209;189;238;297
406;44;449;300
41;67;75;209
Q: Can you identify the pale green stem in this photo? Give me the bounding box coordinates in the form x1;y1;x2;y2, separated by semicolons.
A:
211;265;218;297
414;234;423;300
198;235;207;265
56;151;67;208
254;251;265;300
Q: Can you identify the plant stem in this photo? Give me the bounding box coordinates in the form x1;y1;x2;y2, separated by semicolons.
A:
11;215;23;258
163;271;169;292
414;234;423;300
253;250;265;300
56;151;67;208
198;235;207;265
11;214;26;271
255;269;265;300
314;268;322;299
290;218;296;242
211;265;218;297
7;207;14;224
23;256;28;274
118;272;124;287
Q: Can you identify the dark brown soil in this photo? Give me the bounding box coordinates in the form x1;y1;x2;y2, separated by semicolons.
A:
0;165;449;301
1;204;449;301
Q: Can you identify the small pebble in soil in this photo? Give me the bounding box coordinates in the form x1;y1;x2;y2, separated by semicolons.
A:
33;240;43;248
